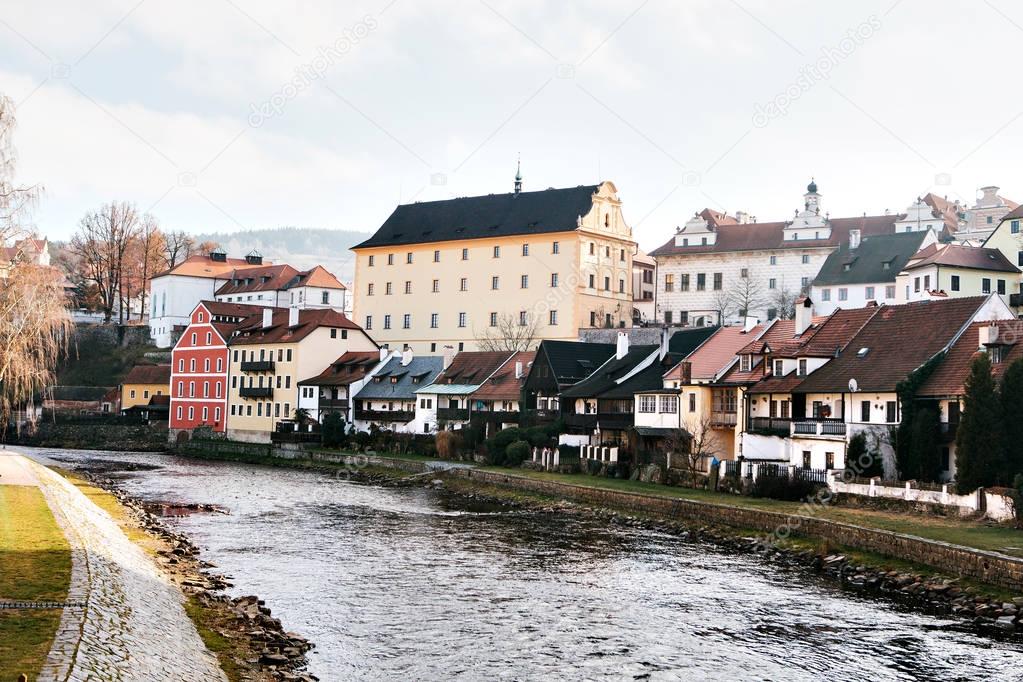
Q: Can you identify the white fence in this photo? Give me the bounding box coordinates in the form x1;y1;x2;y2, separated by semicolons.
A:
830;477;1014;522
581;445;618;463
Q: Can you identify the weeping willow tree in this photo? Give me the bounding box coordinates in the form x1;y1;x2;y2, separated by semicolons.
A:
0;94;72;434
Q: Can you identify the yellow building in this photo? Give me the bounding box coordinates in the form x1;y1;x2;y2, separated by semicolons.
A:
352;177;637;353
896;241;1020;308
120;364;171;412
225;307;377;442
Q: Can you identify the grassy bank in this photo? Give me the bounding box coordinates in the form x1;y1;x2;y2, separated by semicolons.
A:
0;485;72;680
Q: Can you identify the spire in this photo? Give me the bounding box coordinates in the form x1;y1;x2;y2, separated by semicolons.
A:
514;154;522;194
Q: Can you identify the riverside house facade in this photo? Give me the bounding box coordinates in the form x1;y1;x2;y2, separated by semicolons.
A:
351;353;444;434
225;308;377;442
351;177;638;353
650;180;901;326
298;350;387;426
896;243;1020;308
169;301;264;439
119;364;170;413
415;351;517;431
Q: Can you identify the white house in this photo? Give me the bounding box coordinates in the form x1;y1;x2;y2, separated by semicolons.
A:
213;263;346;311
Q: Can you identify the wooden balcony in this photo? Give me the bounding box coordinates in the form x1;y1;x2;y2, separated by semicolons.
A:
317;398;350;410
354;408;414;422
239;386;272;398
749;417;792;433
240;360;275;372
436;407;470;421
792;420;847;438
710;411;738;427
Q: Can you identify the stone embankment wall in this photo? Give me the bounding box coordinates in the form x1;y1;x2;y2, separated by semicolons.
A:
13;424;168;451
449;468;1023;591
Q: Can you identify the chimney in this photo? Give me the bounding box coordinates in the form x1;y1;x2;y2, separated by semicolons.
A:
849;228;861;249
379;346;388;363
288;307;299;327
616;330;630;360
514;361;524;379
262;308;273;329
442;345;456;370
659;326;671;359
401;345;414;366
743;315;758;332
794;296;813;336
979;323;999;347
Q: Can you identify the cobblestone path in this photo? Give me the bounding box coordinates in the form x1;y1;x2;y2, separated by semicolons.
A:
2;453;226;681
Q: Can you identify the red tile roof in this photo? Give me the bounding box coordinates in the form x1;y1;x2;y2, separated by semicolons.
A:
432;351;514;386
903;243;1019;274
214;264;301;295
201;301;265;318
650;214;899;257
917;320;1023;397
286;265;346;290
153;254;269;279
1001;204;1023;222
122;364;171;385
470;351;535;401
300;351;381;386
794;297;990;393
670;325;765;380
230;308;364;346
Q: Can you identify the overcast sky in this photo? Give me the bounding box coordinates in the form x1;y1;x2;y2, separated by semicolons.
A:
2;0;1022;251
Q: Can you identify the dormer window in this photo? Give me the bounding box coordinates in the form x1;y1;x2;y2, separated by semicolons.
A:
773;359;784;376
740;355;751;372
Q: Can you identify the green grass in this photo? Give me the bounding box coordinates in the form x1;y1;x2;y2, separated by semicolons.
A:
479;467;1023;558
184;597;245;682
56;340;160;387
0;485;72;680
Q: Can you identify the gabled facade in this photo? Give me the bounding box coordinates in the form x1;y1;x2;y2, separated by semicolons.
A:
352;354;444;434
120;364;171;413
650;181;902;326
352;178;638;353
954;186;1020;244
896;242;1020;308
225;308;377;442
466;350;535;436
169;301;264;437
415;350;516;431
297;349;387;425
521;340;617;422
214;263;346;311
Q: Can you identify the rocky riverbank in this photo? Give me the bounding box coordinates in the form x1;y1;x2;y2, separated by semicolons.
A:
77;470;318;681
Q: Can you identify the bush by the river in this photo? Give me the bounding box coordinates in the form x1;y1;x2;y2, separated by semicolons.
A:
504;440;531;467
436;431;461;460
321;413;346;448
750;474;822;502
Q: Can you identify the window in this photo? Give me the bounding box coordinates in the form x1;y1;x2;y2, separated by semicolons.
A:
461;248;469;260
385;282;393;295
551;273;559;287
387;254;394;265
130;389;136;399
664;310;673;325
590;311;597;327
605;246;610;258
190;332;197;345
489;312;498;327
431;279;439;293
404;281;412;294
368;255;375;267
493;245;501;258
659;395;678;413
802;254;810;264
189;381;195;397
202;406;208;421
491;276;499;290
713;273;722;290
519;311;528;326
430;313;439;328
740;268;749;278
619;279;625;293
860;400;871;422
885;285;895;299
365;315;373;330
680;274;690;291
688;393;697;412
589;242;595;255
406;252;413;264
216;381;222;398
178;358;184;371
549;310;558;325
798;358;807;376
403;314;411;329
998;279;1006;295
768;278;777;289
639;395;656;413
801;276;810;289
914;277;921;293
434;249;441;262
825;453;835;470
886;401;898;423
982;278;991;294
664;274;674;292
987;215;994;225
205;332;212;344
821;288;831;301
773;359;784;375
769;255;777;265
838;288;848;301
459;277;468;291
522;243;529;256
924;275;930;290
696;274;706;291
177;406;183;420
322;291;330;304
188;406;194;420
458;312;467;328
740;355;751;372
521;274;529;288
330;328;338;339
766;308;777;320
865;286;875;300
203;381;209;397
383;315;391;330
603;276;610;290
552;241;559;254
588;274;595;288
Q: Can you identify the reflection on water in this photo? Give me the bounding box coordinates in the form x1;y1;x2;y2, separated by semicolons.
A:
29;447;1023;681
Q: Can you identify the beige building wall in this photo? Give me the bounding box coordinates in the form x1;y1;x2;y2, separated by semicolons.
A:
226;328;376;442
352;182;636;352
121;383;167;411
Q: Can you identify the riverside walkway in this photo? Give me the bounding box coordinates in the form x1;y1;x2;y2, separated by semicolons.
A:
0;451;225;681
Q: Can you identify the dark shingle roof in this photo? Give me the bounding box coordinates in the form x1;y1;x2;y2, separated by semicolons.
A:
561;346;658;398
354;356;443;400
538;340;617;387
667;326;719;355
793;297;988;393
813;231;930;286
354;185;601;249
432;351;513;386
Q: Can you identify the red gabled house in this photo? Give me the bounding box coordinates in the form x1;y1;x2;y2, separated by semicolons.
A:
169;300;264;439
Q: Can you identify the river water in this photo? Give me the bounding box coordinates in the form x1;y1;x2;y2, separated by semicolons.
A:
23;447;1023;681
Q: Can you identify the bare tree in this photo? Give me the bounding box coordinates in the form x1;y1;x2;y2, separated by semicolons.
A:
474;312;541;352
710;287;732;326
126;216;165;320
771;286;798;320
0;95;72;433
662;415;722;487
68;202;144;323
729;271;766;320
163;229;196;267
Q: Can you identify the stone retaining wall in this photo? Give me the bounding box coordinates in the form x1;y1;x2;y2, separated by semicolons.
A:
451;469;1023;591
14;423;168;451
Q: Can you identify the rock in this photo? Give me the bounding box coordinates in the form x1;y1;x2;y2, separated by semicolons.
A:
995;616;1016;631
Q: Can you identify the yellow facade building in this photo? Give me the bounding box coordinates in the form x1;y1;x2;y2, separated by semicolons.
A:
225;307;377;442
120;364;171;412
352;179;638;353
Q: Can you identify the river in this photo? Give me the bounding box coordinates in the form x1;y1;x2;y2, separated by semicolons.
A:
23;447;1023;681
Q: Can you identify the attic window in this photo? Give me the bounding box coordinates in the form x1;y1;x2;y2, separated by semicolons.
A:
857;347;870;358
843;263;851;272
882;261;891;270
